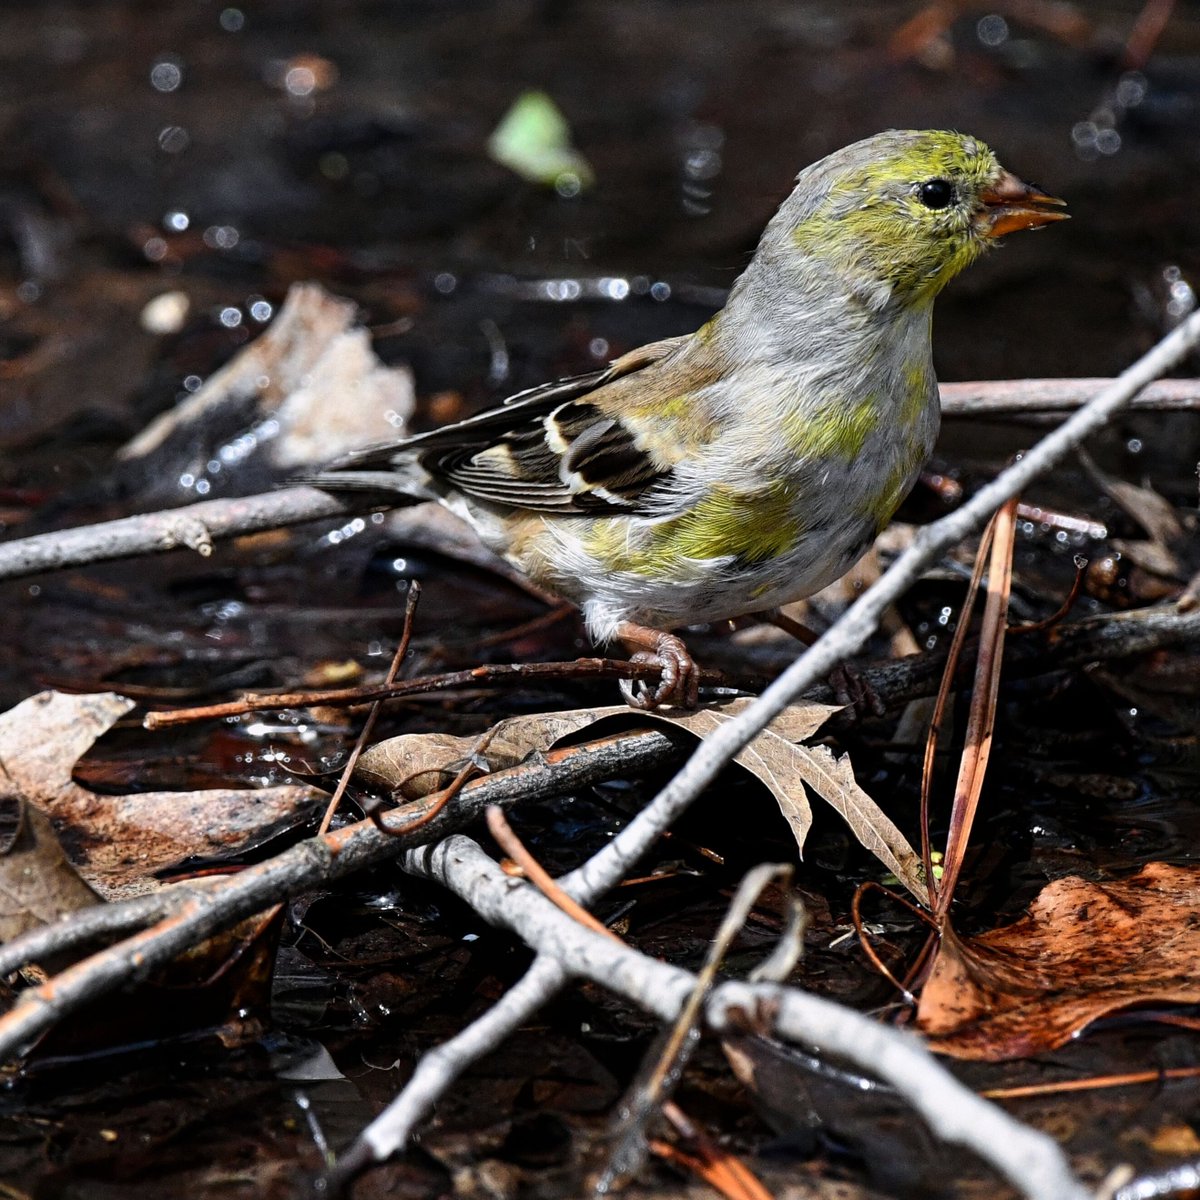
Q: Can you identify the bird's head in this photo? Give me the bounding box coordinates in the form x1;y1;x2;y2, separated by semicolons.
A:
775;129;1066;311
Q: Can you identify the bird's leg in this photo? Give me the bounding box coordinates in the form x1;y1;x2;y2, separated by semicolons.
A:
614;621;701;710
756;609;885;718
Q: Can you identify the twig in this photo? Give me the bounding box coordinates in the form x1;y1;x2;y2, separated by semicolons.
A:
330;954;573;1182
485;806;617;941
597;863;794;1193
400;835;1090;1200
921;512;996;908
661;1103;775;1200
142;657;734;729
938;377;1200;416
0;728;689;1051
0;486;350;581
318;582;422;835
936;498;1016;918
0;381;1196;588
983;1065;1200;1101
559;310;1200;909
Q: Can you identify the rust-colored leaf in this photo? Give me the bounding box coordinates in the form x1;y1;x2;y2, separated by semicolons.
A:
918;862;1200;1060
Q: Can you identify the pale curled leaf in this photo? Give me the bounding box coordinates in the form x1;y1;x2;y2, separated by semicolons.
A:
356;697;927;904
619;701;925;904
356;697;836;797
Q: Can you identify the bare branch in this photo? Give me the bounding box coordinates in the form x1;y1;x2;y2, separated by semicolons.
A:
0;380;1196;587
0;486;350;582
939;377;1200;416
562;310;1200;905
399;835;1090;1200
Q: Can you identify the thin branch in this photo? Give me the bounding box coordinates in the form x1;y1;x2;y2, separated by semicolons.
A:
597;863;794;1193
0;380;1196;588
485;806;617;940
401;835;1090;1200
921;511;997;908
0;728;688;1052
938;376;1200;416
0;486;350;581
330;954;572;1182
143;657;734;729
318;582;422;835
936;498;1016;919
560;310;1200;907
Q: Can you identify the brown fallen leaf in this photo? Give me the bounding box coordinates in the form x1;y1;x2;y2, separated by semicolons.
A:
0;792;100;946
0;691;323;899
358;698;927;904
918;862;1200;1060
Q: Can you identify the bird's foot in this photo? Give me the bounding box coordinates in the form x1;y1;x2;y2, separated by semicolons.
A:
760;609;885;720
615;623;700;709
829;661;886;719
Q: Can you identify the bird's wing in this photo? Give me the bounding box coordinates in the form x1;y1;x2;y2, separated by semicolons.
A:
323;336;692;513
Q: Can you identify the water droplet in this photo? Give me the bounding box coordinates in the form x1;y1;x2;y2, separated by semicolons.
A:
976;13;1009;45
157;125;189;154
150;59;183;92
285;65;317;96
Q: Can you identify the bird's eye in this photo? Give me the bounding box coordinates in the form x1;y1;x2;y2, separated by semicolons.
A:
918;179;956;210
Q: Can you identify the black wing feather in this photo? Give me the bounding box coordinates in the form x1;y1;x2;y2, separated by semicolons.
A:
318;339;686;514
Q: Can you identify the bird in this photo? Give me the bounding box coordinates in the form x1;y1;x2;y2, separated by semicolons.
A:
307;130;1066;708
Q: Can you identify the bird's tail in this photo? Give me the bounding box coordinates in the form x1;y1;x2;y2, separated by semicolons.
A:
296;452;434;503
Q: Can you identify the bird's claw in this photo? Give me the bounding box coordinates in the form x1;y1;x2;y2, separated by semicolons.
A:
619;634;700;709
829;662;886;721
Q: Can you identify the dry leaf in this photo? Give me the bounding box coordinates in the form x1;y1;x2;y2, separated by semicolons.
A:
116;282;414;502
918;862;1200;1060
0;794;100;944
0;691;324;899
358;698;926;902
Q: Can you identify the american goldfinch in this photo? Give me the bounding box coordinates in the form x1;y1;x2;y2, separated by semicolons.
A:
309;130;1065;707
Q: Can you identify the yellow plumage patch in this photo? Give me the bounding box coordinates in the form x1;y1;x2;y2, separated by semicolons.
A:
586;482;801;575
782;394;880;459
861;459;914;532
901;360;931;427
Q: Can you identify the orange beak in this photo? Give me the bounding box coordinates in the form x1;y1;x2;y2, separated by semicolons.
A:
976;170;1068;238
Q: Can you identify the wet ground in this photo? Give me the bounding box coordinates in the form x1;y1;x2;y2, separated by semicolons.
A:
2;2;1200;1197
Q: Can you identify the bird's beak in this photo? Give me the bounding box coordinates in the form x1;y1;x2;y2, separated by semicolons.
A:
976;171;1068;238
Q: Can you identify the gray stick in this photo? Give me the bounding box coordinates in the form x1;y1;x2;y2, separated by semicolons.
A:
393;835;1090;1200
